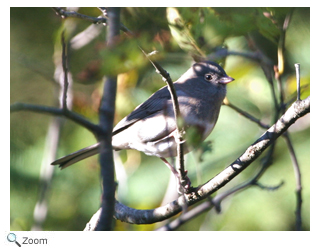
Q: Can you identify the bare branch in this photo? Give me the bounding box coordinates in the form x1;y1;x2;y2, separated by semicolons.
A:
295;63;301;101
61;32;69;111
10;102;99;134
52;7;134;36
198;97;309;197
284;130;303;230
52;7;108;25
94;7;121;231
224;99;269;129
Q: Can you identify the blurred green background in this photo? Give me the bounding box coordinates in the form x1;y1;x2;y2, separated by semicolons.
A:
10;7;310;231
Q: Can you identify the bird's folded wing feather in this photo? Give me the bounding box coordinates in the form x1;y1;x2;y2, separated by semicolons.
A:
112;86;175;135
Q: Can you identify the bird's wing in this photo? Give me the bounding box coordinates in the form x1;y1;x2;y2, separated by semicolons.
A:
112;85;177;135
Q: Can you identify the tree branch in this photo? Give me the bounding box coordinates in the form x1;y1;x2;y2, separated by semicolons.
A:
157;140;280;230
52;7;133;36
31;30;72;230
52;7;108;25
224;99;270;129
61;31;70;111
10;102;100;135
93;7;120;231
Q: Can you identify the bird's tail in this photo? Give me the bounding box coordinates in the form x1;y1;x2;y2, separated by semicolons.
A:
51;143;100;169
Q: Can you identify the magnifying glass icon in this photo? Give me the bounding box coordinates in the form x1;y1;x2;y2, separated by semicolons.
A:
7;233;21;247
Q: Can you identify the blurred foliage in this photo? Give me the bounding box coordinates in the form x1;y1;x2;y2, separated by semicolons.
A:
10;7;310;231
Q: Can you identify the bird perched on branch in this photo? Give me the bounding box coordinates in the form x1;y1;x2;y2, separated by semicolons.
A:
52;61;234;186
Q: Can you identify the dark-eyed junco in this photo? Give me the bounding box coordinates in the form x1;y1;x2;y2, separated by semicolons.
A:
51;61;234;173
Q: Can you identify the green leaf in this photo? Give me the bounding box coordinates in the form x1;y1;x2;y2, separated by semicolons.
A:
166;7;205;57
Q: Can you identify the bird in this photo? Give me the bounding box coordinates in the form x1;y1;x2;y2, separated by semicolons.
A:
51;61;234;183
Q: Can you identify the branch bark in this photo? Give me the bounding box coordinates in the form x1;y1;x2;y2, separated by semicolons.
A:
93;7;120;231
32;31;72;230
10;103;99;134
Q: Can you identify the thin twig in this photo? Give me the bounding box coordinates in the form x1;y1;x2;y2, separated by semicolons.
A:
10;103;99;134
32;117;64;230
61;32;69;111
156;179;285;231
208;48;273;67
276;10;303;231
224;100;269;129
52;7;134;36
283;133;302;231
295;63;301;101
32;30;72;230
285;62;303;231
52;7;108;25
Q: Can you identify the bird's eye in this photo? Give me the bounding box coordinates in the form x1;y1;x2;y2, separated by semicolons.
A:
205;74;213;81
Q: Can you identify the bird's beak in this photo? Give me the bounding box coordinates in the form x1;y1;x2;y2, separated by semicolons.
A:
219;76;234;84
